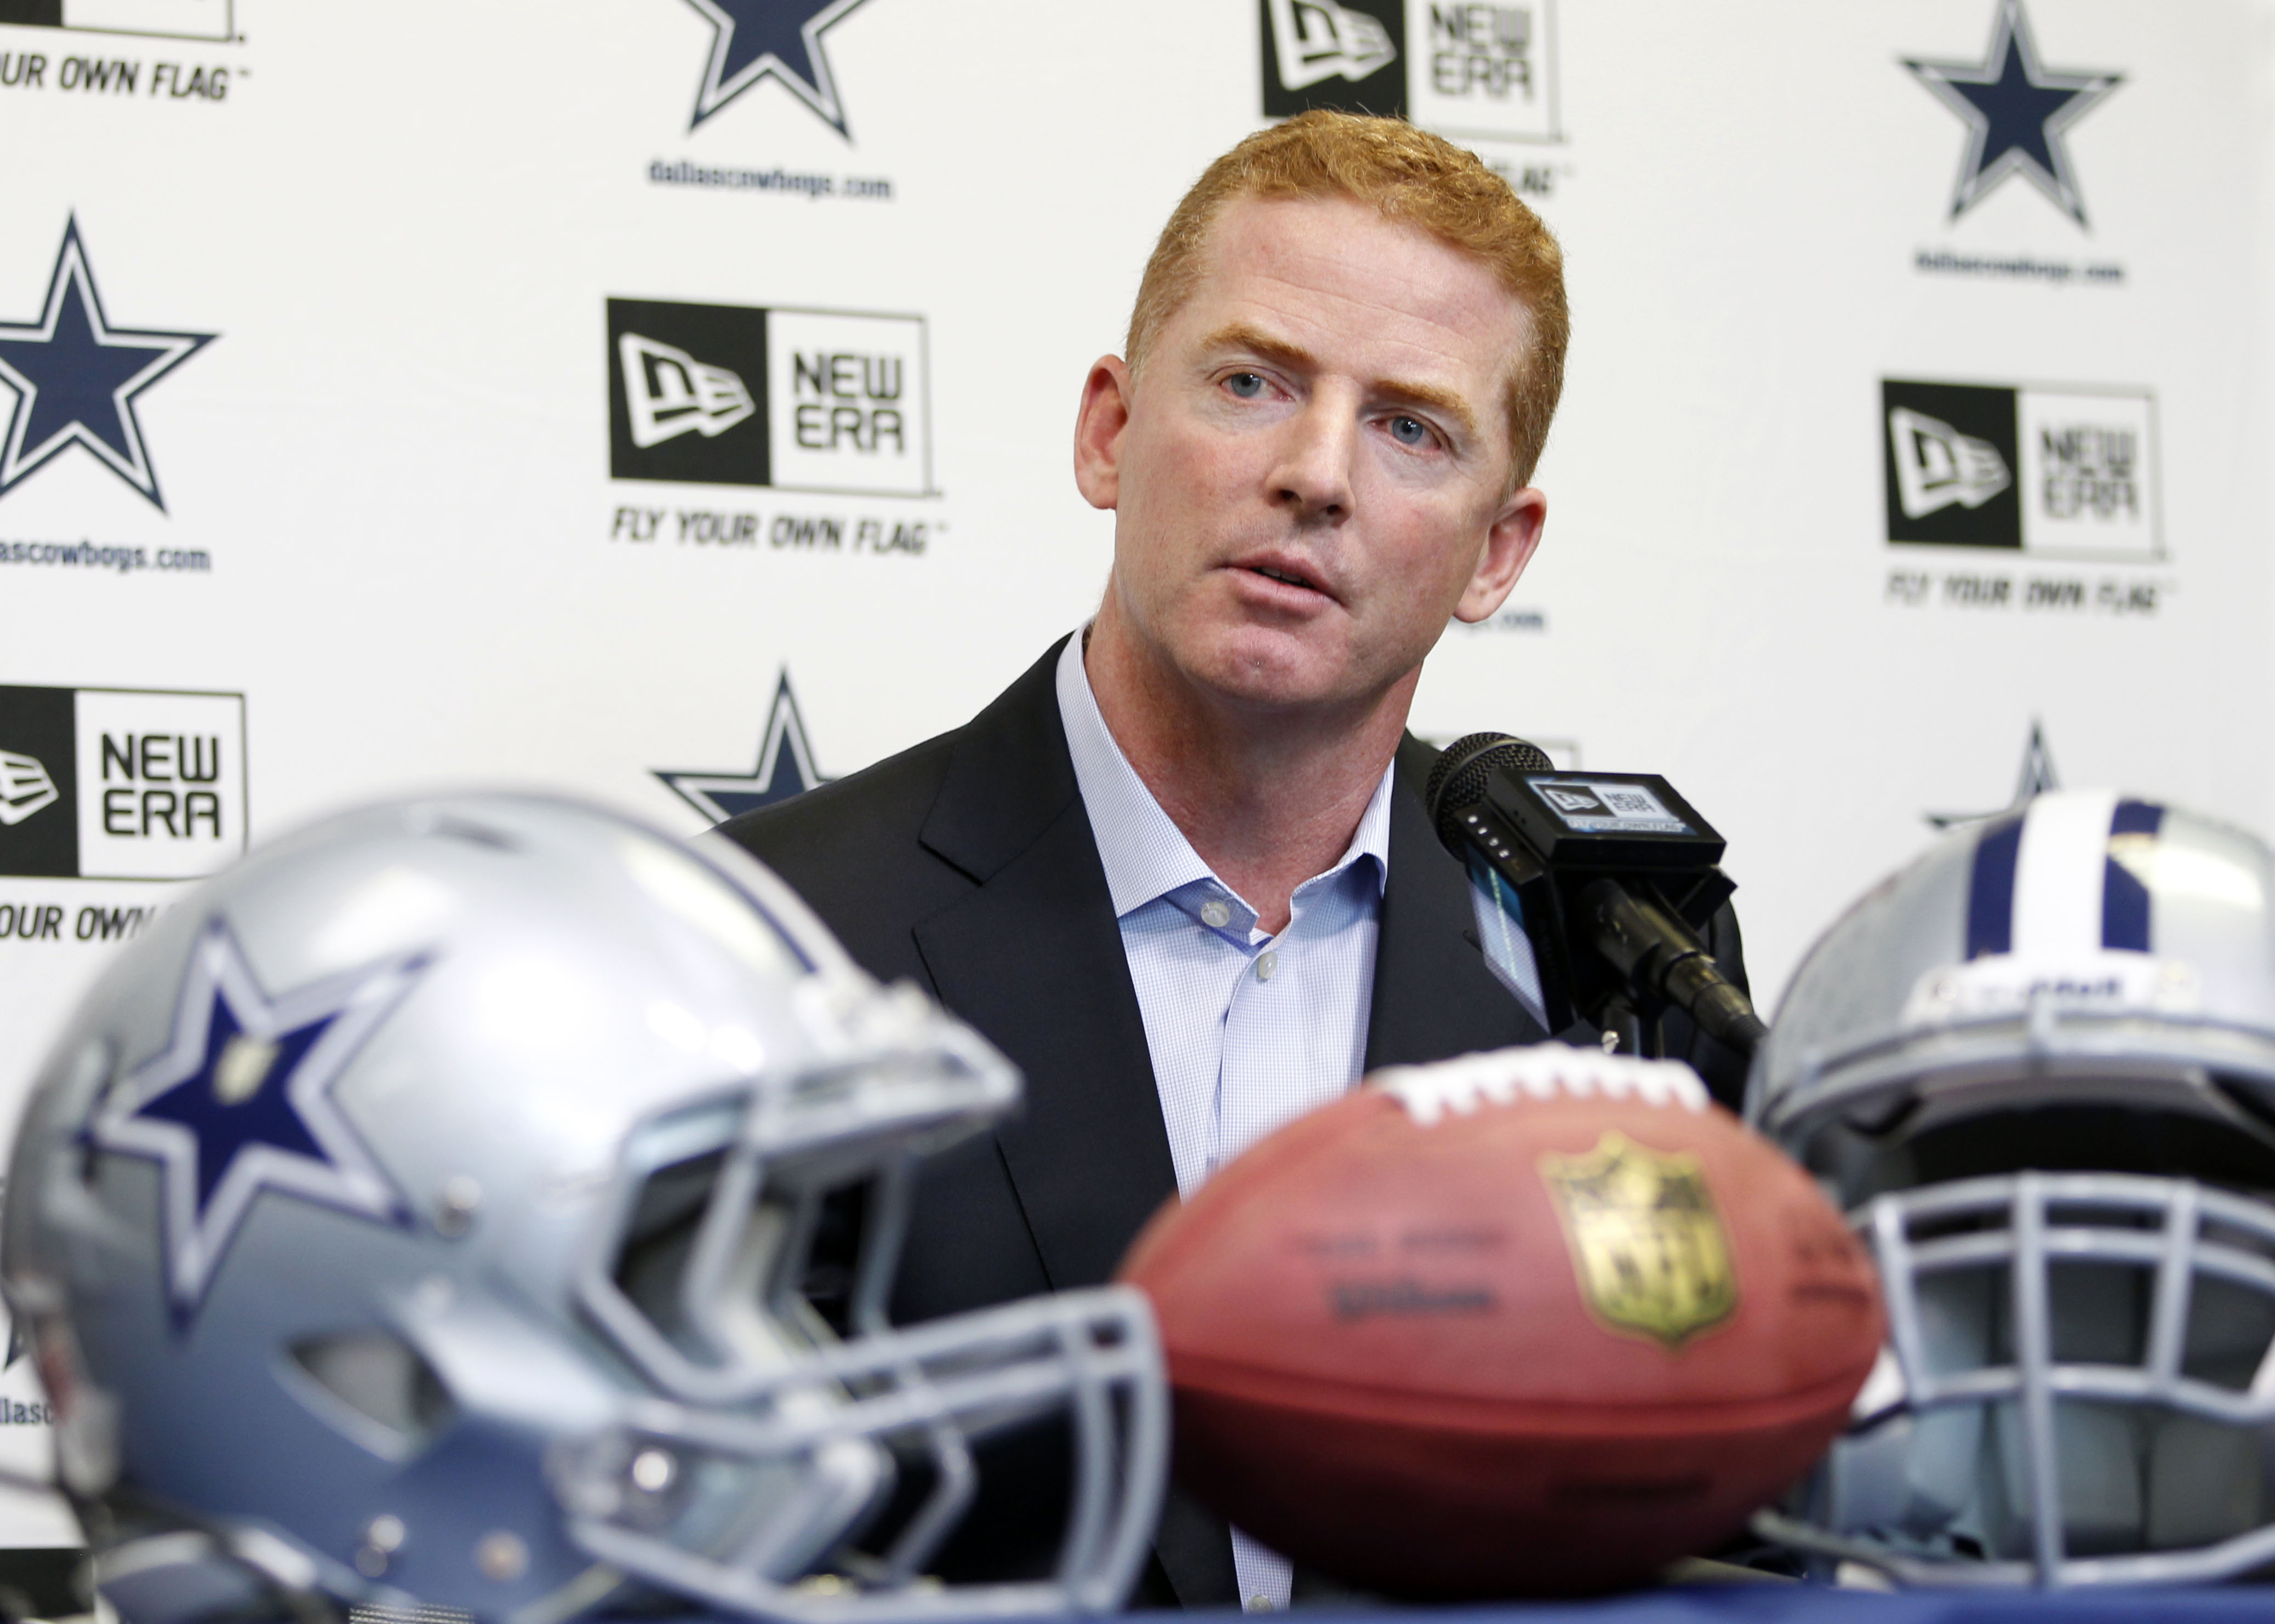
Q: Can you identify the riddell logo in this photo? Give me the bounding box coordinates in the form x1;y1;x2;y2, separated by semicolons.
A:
1883;379;2158;557
607;296;931;496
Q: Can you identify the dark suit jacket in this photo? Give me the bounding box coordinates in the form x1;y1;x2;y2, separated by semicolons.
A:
715;637;1747;1606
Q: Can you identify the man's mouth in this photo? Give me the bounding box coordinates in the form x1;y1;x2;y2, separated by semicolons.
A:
1245;562;1327;594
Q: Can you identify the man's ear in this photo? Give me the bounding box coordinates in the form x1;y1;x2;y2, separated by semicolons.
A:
1072;356;1133;512
1454;486;1547;623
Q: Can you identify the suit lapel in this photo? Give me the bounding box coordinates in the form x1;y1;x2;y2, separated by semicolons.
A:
1365;734;1552;1070
910;644;1233;1609
910;641;1180;1294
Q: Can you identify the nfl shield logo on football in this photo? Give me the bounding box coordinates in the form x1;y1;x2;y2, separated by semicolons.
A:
1539;1131;1737;1349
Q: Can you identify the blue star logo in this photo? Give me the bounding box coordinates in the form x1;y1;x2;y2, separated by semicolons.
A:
684;0;876;135
656;669;831;823
0;218;215;510
90;925;419;1320
1927;719;2061;831
1905;0;2121;227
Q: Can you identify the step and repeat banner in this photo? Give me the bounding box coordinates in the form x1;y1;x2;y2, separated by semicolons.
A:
1;0;2270;1547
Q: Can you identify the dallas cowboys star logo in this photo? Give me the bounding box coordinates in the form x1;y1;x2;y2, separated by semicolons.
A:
656;670;831;824
0;218;215;510
1927;719;2060;831
1905;0;2122;227
90;924;419;1320
684;0;876;134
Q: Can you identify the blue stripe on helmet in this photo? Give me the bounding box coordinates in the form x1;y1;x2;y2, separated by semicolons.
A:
1966;813;2025;959
2101;798;2165;952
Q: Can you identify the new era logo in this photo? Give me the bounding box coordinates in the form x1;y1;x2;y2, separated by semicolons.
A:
3;0;233;41
620;333;756;448
1890;407;2012;519
1883;379;2159;557
1268;0;1398;90
1261;0;1561;142
0;751;57;827
1540;787;1603;815
607;298;932;497
0;686;246;880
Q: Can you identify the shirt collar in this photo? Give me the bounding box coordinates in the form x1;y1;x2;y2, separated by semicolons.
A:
1054;628;1392;921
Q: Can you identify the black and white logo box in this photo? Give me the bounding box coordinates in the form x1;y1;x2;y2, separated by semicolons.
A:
1262;0;1559;144
0;687;245;881
1883;379;2159;559
607;298;931;498
0;0;232;39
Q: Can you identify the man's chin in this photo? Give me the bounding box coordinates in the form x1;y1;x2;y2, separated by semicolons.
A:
1179;637;1374;717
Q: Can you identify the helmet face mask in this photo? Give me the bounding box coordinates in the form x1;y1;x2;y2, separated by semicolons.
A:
1751;791;2275;1587
3;794;1165;1624
564;1080;1164;1617
1787;1165;2275;1583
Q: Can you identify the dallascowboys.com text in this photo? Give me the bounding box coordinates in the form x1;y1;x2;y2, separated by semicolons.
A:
647;159;893;201
1914;249;2124;285
0;539;211;573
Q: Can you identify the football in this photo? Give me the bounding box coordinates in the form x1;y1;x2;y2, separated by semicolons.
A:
1118;1046;1883;1598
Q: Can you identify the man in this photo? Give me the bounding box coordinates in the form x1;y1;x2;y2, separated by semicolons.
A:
718;111;1745;1607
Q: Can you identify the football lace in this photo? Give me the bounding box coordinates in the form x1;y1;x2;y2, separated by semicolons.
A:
1373;1046;1708;1125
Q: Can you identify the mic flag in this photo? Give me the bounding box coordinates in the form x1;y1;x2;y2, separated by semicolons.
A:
1426;734;1767;1065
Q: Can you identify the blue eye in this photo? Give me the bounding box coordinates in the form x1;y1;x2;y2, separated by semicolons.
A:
1388;415;1431;447
1225;372;1266;398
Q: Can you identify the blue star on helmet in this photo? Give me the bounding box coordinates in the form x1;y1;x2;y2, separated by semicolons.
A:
89;925;420;1320
683;0;875;134
0;218;215;510
1905;0;2121;227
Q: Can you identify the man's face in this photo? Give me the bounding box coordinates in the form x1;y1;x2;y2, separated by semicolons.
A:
1076;193;1546;717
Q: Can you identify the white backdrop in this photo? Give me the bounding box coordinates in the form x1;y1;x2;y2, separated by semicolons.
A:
0;0;2269;1550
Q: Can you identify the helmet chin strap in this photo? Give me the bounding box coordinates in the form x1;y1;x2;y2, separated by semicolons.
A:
500;1563;633;1624
83;1487;633;1624
82;1496;353;1624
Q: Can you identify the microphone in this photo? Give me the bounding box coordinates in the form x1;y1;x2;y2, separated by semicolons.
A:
1425;733;1768;1062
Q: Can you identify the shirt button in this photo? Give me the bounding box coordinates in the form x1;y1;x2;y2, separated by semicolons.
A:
1200;900;1232;929
1255;950;1278;983
1245;1598;1276;1613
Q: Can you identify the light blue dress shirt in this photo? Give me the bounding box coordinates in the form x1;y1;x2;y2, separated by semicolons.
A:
1054;631;1392;1611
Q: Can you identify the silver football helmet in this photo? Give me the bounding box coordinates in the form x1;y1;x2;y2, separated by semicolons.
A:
2;793;1164;1624
1748;789;2275;1586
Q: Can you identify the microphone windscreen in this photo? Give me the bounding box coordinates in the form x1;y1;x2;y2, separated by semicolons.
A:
1425;731;1556;852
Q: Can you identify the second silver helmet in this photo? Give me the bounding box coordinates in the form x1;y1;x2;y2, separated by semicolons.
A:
1750;789;2275;1587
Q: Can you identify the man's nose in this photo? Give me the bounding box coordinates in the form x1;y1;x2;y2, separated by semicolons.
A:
1268;398;1355;521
